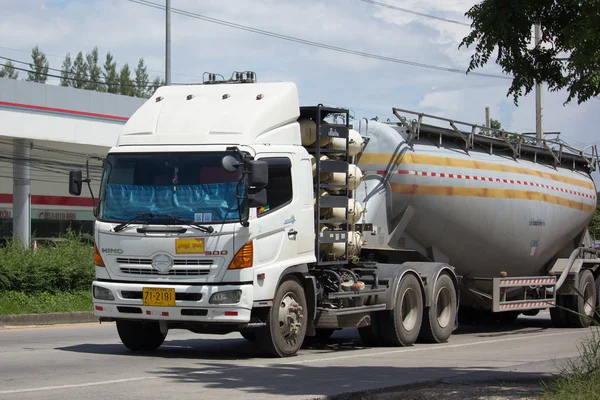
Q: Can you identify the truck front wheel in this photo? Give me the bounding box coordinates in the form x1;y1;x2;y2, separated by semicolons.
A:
257;277;307;357
116;320;166;351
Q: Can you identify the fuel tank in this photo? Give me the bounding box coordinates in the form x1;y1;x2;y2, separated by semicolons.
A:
355;120;597;280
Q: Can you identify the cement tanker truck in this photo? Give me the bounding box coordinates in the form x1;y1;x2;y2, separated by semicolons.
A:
71;75;600;357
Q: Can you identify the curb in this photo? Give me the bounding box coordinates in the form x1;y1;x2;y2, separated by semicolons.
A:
0;312;98;327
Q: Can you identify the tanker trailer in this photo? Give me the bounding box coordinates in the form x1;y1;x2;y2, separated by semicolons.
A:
354;108;600;328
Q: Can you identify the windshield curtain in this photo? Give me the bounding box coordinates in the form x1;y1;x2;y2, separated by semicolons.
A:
99;152;244;223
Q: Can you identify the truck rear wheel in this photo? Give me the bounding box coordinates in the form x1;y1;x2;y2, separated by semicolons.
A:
568;269;596;328
116;320;166;351
419;273;457;343
379;273;423;347
257;277;307;357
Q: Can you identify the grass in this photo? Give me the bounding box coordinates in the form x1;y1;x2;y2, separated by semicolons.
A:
542;305;600;400
0;290;93;315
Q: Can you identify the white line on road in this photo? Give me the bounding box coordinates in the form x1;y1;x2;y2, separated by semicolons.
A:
0;329;588;395
0;377;158;395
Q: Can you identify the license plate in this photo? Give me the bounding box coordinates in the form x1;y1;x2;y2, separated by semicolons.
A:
175;238;205;254
143;287;176;307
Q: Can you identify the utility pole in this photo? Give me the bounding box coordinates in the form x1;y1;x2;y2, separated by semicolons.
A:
534;24;543;146
485;106;491;135
165;0;171;85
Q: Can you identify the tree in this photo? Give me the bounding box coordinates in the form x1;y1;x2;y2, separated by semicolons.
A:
490;119;501;130
119;63;134;96
72;51;88;89
134;58;149;98
0;61;19;79
60;53;73;87
149;76;164;96
26;45;49;83
459;0;600;105
103;52;119;94
86;47;104;91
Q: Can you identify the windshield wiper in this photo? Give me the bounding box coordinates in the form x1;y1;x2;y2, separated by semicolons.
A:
113;213;155;232
113;213;214;233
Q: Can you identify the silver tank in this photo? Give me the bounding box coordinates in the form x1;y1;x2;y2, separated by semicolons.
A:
355;120;597;283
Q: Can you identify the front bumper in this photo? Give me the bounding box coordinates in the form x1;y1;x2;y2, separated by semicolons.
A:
92;280;253;323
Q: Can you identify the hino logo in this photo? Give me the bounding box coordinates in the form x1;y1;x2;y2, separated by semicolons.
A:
101;248;124;254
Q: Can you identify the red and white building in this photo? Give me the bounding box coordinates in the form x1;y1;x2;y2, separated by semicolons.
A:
0;78;145;244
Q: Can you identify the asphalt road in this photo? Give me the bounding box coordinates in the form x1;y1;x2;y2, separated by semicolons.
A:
0;312;595;400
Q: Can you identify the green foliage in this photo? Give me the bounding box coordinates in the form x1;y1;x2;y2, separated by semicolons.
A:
0;60;19;79
0;291;92;315
72;51;88;89
590;197;600;239
490;118;501;130
0;230;94;294
86;46;104;92
119;63;134;96
26;45;49;83
543;329;600;400
460;0;600;105
103;52;119;94
60;52;73;87
134;58;149;98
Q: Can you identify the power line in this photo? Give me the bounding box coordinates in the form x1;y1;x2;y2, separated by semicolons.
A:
358;0;470;27
127;0;511;80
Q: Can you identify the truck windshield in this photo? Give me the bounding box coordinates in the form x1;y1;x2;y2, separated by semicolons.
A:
98;152;244;223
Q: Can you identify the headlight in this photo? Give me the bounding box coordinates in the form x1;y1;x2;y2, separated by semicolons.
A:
209;290;241;305
93;285;115;301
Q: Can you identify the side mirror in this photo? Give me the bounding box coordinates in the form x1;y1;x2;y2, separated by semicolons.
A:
69;170;83;196
222;155;243;172
247;188;267;208
249;160;268;188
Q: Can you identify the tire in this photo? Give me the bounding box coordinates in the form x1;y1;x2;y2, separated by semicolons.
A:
256;277;307;357
240;331;256;342
419;273;457;343
379;273;424;347
116;320;166;351
568;269;596;328
550;295;571;328
358;313;384;346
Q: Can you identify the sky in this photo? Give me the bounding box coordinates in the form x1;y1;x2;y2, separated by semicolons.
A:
1;0;599;154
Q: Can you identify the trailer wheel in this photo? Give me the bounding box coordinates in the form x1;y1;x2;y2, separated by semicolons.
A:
550;295;571;328
419;273;457;343
379;273;423;347
568;269;596;328
116;320;166;351
595;273;600;324
256;277;307;357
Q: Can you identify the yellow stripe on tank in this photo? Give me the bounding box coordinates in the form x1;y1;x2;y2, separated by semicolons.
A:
391;183;596;213
359;153;595;190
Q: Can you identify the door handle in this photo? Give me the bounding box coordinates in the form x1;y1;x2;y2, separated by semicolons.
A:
287;229;298;240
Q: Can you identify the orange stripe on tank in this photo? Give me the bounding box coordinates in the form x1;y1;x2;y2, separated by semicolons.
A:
390;183;596;213
359;153;595;190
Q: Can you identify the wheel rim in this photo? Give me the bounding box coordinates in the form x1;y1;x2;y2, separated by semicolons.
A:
277;291;304;342
582;279;594;317
436;286;452;329
401;287;418;331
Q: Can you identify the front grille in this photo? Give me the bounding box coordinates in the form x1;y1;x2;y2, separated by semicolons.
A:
119;267;210;276
117;306;142;314
117;257;213;266
121;291;202;302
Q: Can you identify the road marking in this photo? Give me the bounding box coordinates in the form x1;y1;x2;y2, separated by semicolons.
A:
0;377;157;395
0;329;587;394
